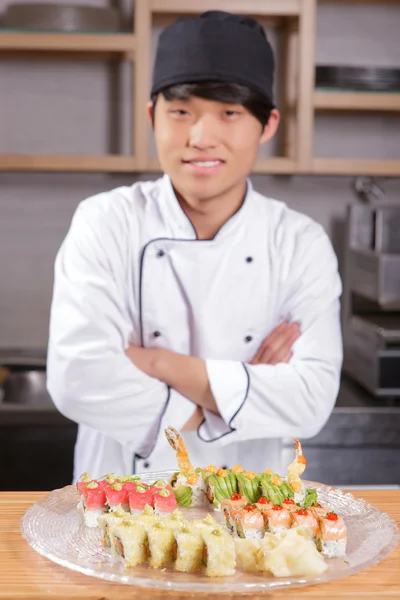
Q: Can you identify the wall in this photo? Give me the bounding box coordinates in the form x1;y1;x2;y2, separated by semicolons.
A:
0;1;400;349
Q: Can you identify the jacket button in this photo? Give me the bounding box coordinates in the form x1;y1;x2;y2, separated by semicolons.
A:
153;331;161;338
246;256;253;263
245;335;253;343
157;250;165;257
144;461;150;469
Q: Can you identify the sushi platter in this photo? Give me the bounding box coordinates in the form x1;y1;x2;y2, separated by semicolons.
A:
20;428;399;593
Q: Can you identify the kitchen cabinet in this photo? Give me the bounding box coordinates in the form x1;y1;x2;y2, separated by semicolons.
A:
0;0;399;175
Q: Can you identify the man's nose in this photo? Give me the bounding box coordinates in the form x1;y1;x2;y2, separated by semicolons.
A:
188;116;219;149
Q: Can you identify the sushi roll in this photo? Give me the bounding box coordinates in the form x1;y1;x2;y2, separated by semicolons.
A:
147;520;177;568
205;468;237;508
310;503;329;519
110;520;148;567
76;472;93;499
192;513;220;533
153;487;178;517
260;474;285;506
165;427;209;507
128;483;154;515
105;481;130;513
201;527;236;577
82;480;108;527
174;525;204;573
171;469;209;507
281;498;298;512
264;505;291;534
314;512;347;558
220;493;248;533
234;504;265;540
236;471;262;504
134;504;158;530
290;508;319;537
98;507;128;547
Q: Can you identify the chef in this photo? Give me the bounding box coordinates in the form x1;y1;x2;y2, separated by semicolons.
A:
47;11;343;482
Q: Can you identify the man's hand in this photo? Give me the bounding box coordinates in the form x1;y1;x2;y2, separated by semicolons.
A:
125;345;218;413
125;344;164;379
250;321;300;366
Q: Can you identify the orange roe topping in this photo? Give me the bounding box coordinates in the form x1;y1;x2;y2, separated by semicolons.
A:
231;464;244;473
217;468;227;478
243;504;256;512
187;473;198;485
327;512;338;521
283;498;295;505
297;509;308;516
258;497;269;505
298;456;307;465
263;469;273;474
204;465;217;473
272;505;283;511
231;493;243;501
244;471;256;479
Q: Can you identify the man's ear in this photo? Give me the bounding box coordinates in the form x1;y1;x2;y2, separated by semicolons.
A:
259;109;280;146
147;102;154;129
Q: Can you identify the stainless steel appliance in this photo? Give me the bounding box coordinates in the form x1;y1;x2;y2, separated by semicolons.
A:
343;200;400;398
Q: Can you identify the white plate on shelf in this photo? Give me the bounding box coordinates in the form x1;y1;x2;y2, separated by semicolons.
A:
20;470;399;593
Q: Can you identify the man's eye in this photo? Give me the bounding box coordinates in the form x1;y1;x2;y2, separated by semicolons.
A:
224;110;240;117
171;109;189;116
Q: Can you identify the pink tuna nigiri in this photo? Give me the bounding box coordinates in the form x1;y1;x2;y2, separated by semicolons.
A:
105;481;130;511
82;480;108;527
129;484;155;514
153;487;178;516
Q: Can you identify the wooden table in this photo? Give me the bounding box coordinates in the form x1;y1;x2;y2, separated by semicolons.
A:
1;490;399;600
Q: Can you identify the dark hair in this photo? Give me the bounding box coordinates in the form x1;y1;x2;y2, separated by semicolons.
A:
151;81;274;130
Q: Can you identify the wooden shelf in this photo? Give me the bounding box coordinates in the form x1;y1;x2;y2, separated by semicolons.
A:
150;0;301;16
314;91;400;112
0;0;399;176
0;32;136;56
0;155;136;172
312;158;400;176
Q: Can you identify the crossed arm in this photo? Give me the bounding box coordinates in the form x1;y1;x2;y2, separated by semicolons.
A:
125;321;301;418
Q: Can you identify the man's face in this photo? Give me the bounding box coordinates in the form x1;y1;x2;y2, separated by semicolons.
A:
148;94;279;203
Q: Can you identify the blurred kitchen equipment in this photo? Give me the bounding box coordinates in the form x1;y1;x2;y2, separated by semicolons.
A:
315;66;400;91
0;348;53;407
1;3;121;32
343;185;400;398
347;203;400;305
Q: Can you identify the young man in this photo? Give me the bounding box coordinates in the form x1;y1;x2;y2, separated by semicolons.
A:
47;11;342;481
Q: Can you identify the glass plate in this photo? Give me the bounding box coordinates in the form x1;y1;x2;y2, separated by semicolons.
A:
20;470;399;593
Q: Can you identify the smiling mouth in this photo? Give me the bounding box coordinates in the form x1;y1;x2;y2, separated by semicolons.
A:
183;160;224;168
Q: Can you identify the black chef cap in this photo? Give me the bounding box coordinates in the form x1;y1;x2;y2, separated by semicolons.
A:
151;10;275;105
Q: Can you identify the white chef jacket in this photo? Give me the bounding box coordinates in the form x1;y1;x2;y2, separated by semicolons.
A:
47;175;343;482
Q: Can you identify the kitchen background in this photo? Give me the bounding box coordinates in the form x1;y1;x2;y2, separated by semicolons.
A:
0;0;399;490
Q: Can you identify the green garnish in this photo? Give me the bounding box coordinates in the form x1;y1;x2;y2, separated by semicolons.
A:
136;485;147;493
159;489;170;498
87;481;98;489
303;488;318;509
